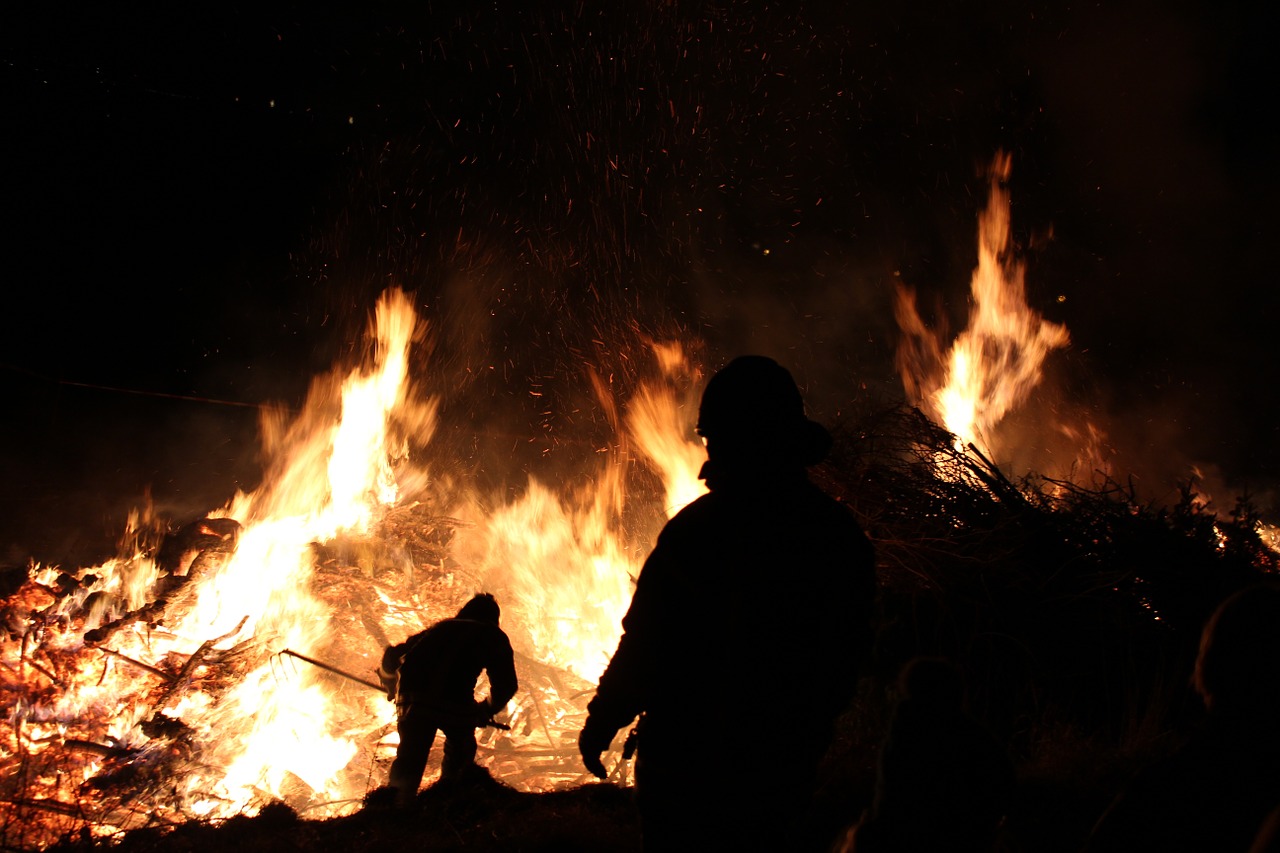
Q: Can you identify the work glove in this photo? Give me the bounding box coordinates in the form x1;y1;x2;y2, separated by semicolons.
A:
577;715;618;780
377;668;398;702
378;645;403;701
379;645;403;674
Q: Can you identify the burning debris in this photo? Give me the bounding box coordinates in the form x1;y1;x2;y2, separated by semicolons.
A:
1;548;269;849
3;157;1275;851
8;392;1274;851
0;503;617;850
0;291;705;850
83;518;242;648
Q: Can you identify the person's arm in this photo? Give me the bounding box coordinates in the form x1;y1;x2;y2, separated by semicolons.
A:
378;641;409;698
484;630;519;714
578;528;678;776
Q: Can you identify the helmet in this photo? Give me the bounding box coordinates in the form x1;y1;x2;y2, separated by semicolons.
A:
456;592;501;624
695;356;831;467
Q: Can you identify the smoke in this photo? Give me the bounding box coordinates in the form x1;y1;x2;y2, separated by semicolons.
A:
3;0;1277;563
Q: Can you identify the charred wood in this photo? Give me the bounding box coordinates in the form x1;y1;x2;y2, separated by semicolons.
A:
151;617;249;714
82;518;241;647
154;518;242;579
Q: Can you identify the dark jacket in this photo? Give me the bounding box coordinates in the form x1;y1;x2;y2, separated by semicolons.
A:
382;617;518;722
1086;717;1280;853
858;696;1014;852
587;467;876;765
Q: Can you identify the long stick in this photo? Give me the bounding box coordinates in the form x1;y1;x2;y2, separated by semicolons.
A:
280;649;512;730
281;649;385;692
98;646;175;683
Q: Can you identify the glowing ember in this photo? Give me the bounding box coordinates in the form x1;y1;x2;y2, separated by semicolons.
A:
895;152;1070;458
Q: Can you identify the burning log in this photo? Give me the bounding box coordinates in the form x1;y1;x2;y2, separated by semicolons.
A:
83;517;241;647
95;646;175;682
150;617;251;714
154;518;242;579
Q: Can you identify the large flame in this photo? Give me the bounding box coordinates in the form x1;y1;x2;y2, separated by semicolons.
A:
627;342;709;517
460;340;707;684
895;152;1070;458
1;289;707;844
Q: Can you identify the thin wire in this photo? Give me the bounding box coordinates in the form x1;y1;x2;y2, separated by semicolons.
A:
3;360;291;411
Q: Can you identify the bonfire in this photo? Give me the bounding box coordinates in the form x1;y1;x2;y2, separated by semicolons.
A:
0;288;711;850
2;155;1275;853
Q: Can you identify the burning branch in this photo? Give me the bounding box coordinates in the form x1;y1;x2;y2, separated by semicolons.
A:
151;616;250;714
95;647;174;683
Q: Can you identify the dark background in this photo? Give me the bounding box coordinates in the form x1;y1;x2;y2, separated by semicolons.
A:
2;1;1276;566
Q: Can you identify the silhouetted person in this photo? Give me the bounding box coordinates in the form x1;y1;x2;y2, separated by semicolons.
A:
842;657;1014;853
379;592;517;806
1085;581;1280;852
1252;807;1280;853
578;356;877;851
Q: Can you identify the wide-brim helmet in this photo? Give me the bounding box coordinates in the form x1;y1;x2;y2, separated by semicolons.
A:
695;355;831;467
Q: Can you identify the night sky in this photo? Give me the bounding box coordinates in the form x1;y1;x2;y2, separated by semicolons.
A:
3;2;1276;565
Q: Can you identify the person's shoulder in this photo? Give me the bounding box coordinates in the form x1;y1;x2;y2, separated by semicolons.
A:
406;621;441;643
488;621;514;645
655;490;722;535
456;617;514;645
404;620;447;649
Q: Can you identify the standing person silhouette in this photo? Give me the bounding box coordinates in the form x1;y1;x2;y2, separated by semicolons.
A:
845;657;1014;853
578;356;877;851
378;593;517;806
1086;582;1280;852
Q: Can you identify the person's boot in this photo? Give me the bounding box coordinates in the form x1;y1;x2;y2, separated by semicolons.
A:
388;769;419;808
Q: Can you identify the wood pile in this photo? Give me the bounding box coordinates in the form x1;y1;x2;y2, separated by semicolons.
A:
0;502;613;850
816;405;1278;744
4;404;1277;849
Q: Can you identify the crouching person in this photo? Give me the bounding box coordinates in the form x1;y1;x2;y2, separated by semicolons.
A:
379;593;517;805
845;657;1014;853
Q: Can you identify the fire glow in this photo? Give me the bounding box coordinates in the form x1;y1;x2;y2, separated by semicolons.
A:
0;290;706;846
2;152;1202;847
895;152;1071;462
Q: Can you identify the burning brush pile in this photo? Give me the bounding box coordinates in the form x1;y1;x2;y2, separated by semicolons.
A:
4;157;1278;852
7;398;1276;852
0;289;708;850
0;504;605;850
818;403;1279;744
846;155;1280;744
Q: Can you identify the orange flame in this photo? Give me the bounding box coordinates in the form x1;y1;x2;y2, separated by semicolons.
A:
2;294;707;839
457;341;706;683
627;342;709;517
895;152;1070;458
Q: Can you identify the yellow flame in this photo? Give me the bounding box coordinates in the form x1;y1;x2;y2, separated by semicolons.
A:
459;342;707;683
2;294;711;838
627;342;708;517
96;288;427;812
896;152;1070;456
463;474;637;683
